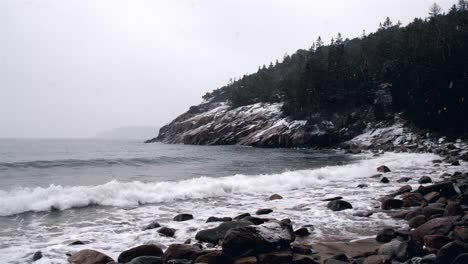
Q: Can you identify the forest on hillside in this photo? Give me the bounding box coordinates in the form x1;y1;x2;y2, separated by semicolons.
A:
202;2;468;133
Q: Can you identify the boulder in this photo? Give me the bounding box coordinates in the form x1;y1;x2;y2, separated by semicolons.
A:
380;177;390;183
416;181;456;197
128;256;162;264
378;239;410;261
193;251;224;264
294;228;311;237
142;221;161;231
161;244;204;263
195;221;253;244
423;234;452;249
401;192;425;207
240;216;264;225
408;215;427;228
381;199;403;210
397;177;411;183
357;184;369;188
173;214;193;222
258;251;293;264
418;176;432;184
435;241;468;264
396;185;412;195
222;222;295;257
69;241;86;245
206;216;232;223
377;166;391;173
68;249;114;264
423;192;440;203
411;217;455;241
376;228;397;243
422;204;445;218
269;194;283;200
450;226;468;243
158;227;176;238
444;202;463;216
234;213;251;221
353;211;373;217
117;245;163;263
32;251;42;262
327;200;353;211
255;208;273;215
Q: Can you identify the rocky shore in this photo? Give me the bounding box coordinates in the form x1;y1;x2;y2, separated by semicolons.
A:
53;138;467;264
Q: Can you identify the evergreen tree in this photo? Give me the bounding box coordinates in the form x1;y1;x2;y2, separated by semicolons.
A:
429;3;442;16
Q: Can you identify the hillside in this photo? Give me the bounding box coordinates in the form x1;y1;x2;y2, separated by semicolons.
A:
147;4;468;147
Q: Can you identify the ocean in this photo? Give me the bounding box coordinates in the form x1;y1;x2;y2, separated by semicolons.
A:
0;139;457;263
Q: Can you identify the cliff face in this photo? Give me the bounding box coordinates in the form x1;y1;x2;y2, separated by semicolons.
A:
146;100;383;148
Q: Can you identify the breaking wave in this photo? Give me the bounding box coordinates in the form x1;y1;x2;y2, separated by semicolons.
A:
0;152;438;216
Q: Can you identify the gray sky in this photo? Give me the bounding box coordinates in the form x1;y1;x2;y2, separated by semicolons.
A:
0;0;457;138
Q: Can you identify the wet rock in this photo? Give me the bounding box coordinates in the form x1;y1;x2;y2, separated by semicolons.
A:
142;220;161;231
423;234;452;249
118;245;163;263
396;185;412;195
161;244;204;263
234;213;251;220
423;192;440;203
418;176;432;184
32;251;42;262
408;215;427;228
206;216;232;223
327;200;353;211
357;184;369;188
381;198;403;210
258;251;293;264
376;228;397;243
193;251;224;264
128;256;162;264
173;214;193;222
411;217;456;241
222;222;295;257
255;208;273;215
269;194;283;200
377;165;391;173
422;204;445;218
292;245;313;255
435;241;468;264
184;239;191;244
416;181;456;197
353;211;373;217
452;160;460;166
397;177;411;183
402;192;425;207
378;239;409;261
240;216;264;225
380;177;390;183
444;202;463;216
68;249;114;264
233;256;258;264
69;240;86;245
362;255;390;264
195;221;253;244
450;226;468;243
294;227;311;237
158;227;176;238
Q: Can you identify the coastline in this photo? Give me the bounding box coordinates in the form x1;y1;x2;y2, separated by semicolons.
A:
58;137;468;264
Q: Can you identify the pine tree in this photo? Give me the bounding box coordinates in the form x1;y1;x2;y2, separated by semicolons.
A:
429;3;442;17
316;36;324;47
383;17;393;28
336;32;344;45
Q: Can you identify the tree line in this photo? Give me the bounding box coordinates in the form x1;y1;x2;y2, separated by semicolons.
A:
203;1;468;132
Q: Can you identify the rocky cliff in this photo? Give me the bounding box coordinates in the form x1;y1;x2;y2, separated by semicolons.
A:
145;97;400;148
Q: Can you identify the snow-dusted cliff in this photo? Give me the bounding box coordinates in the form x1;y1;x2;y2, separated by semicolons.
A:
146;101;371;147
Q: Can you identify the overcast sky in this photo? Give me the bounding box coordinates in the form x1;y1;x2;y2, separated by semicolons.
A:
0;0;457;138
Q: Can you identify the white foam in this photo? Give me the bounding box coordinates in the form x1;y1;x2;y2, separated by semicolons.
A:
0;152;439;216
